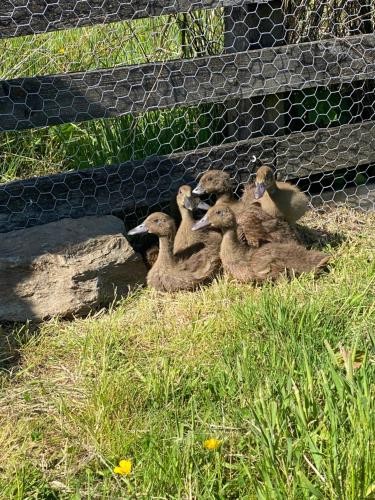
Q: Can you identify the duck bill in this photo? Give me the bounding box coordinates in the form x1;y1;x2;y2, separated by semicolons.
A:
197;201;210;211
127;222;148;236
192;184;205;195
183;196;194;211
192;216;211;231
254;183;266;199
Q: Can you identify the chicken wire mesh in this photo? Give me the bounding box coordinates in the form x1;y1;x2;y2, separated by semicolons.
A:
0;0;374;234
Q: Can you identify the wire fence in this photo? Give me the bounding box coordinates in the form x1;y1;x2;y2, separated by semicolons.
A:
0;0;374;233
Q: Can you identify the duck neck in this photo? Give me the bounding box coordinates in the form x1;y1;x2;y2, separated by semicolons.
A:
266;181;279;198
220;227;245;261
179;206;194;225
156;235;175;266
217;191;234;204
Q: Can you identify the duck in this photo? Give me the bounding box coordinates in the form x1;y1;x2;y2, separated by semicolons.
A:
128;212;220;292
193;169;298;247
243;165;309;223
143;185;221;268
192;205;330;283
193;169;241;210
174;185;221;254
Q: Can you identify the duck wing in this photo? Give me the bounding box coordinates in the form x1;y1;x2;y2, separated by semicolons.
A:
179;245;221;281
259;215;298;243
236;205;277;247
147;264;203;292
251;243;330;279
222;258;258;283
237;204;298;247
175;242;205;261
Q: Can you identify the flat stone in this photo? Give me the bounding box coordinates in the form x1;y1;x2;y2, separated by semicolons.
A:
0;216;147;321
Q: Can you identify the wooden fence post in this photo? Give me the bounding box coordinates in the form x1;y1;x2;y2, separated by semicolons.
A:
224;1;286;142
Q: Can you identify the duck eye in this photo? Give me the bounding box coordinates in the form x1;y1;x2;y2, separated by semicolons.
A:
207;176;212;182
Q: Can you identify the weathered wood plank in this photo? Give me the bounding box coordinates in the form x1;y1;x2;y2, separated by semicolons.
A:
0;136;275;233
1;33;375;132
275;120;375;178
1;119;374;233
0;0;267;39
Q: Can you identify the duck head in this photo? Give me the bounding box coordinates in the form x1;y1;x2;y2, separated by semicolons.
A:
176;185;210;212
192;205;236;232
193;170;233;196
255;165;277;199
128;212;176;238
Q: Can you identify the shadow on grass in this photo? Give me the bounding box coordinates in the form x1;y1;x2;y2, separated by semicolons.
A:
295;223;346;250
0;321;41;373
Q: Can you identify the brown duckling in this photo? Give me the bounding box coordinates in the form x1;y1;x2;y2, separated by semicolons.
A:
174;185;220;254
193;169;241;209
193;169;298;247
243;165;309;223
128;212;220;292
192;205;329;283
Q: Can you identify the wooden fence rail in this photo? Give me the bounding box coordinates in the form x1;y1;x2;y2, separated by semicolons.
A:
1;33;375;132
0;0;266;39
1;119;374;233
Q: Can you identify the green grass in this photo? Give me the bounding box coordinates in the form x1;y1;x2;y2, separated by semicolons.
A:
0;102;226;182
0;208;374;498
0;11;225;182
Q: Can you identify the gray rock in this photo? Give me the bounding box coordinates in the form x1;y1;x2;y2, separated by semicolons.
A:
0;216;147;321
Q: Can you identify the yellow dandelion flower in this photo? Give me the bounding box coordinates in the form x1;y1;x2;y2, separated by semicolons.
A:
203;438;222;450
58;48;65;55
113;459;132;475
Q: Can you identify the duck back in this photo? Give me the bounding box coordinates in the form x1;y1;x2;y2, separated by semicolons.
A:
148;244;220;292
235;202;298;247
220;231;329;283
250;242;330;281
259;183;309;223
